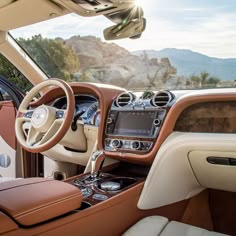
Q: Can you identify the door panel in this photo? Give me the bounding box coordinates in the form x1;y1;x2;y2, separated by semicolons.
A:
0;100;16;178
0;100;16;150
0;136;16;178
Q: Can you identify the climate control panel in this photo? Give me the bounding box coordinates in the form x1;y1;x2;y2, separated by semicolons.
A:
104;138;153;152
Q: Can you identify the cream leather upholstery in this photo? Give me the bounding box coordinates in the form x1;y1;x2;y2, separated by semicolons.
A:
138;132;236;209
123;216;229;236
123;216;168;236
161;221;228;236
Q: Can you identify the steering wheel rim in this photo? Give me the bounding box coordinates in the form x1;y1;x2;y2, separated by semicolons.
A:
15;79;75;153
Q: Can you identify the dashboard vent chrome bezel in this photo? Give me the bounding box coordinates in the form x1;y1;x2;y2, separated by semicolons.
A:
152;91;173;107
115;92;134;107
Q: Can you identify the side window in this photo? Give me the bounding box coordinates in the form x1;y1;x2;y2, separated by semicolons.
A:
0;88;11;101
0;53;33;97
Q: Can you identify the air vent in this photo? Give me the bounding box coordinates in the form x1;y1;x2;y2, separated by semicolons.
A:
115;92;134;107
152;91;173;107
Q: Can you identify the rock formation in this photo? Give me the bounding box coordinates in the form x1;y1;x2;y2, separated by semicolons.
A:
65;36;177;90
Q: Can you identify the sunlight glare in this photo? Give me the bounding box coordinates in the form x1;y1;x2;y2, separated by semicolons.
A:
134;0;143;7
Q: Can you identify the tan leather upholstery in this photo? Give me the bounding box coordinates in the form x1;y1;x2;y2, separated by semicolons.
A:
123;216;229;236
0;212;18;234
0;178;82;226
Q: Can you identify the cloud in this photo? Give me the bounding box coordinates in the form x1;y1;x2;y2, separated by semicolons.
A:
11;1;236;59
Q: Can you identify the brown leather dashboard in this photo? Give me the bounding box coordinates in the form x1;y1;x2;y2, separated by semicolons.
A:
0;178;82;226
30;83;236;165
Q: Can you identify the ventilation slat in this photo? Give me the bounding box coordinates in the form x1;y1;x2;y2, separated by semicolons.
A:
152;91;173;107
115;92;134;107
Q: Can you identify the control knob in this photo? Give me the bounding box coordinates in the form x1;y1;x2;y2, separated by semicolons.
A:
107;117;113;124
111;139;122;149
132;141;141;150
153;119;161;127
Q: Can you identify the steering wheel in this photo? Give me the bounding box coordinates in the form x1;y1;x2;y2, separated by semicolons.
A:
15;79;75;153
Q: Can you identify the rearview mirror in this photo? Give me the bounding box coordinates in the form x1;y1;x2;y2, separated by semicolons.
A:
104;17;146;40
103;6;146;40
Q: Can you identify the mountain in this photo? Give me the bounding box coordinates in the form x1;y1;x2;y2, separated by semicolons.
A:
64;36;177;89
133;48;236;81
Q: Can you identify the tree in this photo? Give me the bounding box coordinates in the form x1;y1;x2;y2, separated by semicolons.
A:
0;35;80;92
188;72;221;88
199;71;209;87
17;35;80;81
208;77;220;86
0;54;32;92
190;75;201;87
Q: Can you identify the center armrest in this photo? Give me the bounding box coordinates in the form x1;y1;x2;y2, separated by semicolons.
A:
0;178;82;226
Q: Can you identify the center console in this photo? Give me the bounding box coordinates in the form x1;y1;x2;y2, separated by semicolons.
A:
104;91;174;154
70;172;142;209
67;151;144;209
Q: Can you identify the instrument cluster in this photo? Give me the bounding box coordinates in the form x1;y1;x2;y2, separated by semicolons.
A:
53;94;100;126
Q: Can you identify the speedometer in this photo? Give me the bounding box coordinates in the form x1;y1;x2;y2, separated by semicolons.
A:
86;102;98;121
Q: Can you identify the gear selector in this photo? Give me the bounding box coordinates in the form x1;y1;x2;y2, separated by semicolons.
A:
90;150;104;179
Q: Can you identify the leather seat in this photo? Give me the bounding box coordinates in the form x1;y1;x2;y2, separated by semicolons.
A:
123;216;229;236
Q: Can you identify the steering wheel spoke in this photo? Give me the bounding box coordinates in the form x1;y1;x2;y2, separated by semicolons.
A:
37;119;63;146
26;126;44;147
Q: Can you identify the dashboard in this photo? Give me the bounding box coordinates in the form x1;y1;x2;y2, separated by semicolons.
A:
52;94;100;126
30;82;236;165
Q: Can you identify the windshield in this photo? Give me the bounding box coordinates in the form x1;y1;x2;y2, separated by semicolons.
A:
11;0;236;90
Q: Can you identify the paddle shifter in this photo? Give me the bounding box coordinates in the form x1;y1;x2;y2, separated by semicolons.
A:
90;150;104;179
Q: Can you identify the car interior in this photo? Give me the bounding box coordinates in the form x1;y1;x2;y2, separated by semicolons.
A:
0;0;235;235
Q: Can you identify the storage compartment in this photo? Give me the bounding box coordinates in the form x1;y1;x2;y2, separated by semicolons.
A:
188;150;236;192
98;177;137;192
0;178;82;226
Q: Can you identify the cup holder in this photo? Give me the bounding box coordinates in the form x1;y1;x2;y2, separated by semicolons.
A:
98;177;137;192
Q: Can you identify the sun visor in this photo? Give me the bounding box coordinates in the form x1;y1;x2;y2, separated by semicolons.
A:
0;0;66;31
56;0;135;17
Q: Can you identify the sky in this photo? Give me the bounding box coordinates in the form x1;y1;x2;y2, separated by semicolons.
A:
11;0;236;58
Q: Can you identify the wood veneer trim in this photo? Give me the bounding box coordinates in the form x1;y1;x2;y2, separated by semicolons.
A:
181;189;213;231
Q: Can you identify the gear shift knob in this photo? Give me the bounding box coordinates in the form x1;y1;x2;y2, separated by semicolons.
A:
90;150;104;179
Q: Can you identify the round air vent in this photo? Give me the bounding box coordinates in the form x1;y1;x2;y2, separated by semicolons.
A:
152;91;173;107
115;92;134;107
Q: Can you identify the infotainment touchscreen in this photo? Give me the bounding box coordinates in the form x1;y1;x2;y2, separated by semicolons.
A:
113;111;156;137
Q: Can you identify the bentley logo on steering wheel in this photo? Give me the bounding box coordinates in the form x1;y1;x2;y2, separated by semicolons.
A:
33;113;44;119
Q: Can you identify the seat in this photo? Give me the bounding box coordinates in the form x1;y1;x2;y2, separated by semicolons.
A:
123;216;229;236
